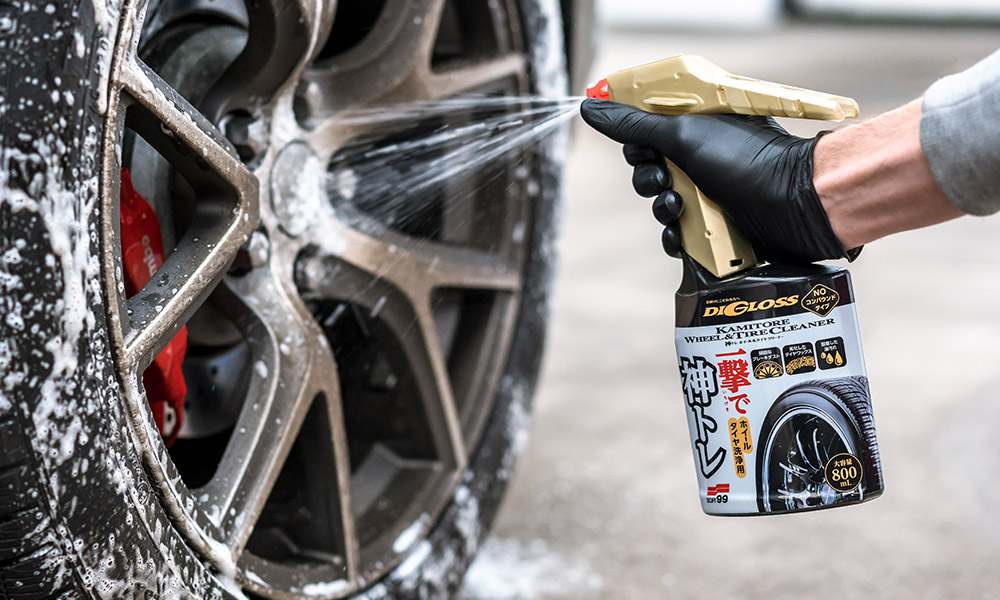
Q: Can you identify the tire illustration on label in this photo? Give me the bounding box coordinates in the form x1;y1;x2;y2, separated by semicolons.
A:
756;377;882;513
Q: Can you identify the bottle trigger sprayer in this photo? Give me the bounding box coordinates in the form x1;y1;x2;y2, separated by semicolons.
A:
588;55;883;516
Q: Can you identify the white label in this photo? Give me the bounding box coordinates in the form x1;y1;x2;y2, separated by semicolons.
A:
675;304;872;515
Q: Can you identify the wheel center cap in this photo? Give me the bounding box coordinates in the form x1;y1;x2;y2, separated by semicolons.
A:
270;142;326;237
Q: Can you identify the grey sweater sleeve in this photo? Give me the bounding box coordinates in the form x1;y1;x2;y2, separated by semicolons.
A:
920;50;1000;216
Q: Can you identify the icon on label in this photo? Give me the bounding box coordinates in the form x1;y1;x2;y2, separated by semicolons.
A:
824;453;863;493
783;342;816;375
817;337;846;370
751;347;782;379
801;284;840;317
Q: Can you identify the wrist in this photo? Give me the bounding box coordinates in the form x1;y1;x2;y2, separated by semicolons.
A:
795;134;857;262
812;99;962;249
812;131;866;251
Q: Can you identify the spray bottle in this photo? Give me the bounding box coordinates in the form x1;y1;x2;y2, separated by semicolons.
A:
588;55;883;515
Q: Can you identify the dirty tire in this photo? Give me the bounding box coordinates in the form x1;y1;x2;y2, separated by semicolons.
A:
0;0;568;598
0;0;218;597
755;376;883;513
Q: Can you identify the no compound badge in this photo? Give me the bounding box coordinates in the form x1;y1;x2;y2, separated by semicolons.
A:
801;284;840;317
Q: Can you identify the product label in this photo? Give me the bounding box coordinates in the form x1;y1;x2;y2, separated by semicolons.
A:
675;275;883;515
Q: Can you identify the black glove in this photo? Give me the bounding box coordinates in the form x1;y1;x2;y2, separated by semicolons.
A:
580;98;858;264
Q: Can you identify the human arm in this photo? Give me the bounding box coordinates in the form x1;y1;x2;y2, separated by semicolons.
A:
579;49;1000;263
813;98;962;250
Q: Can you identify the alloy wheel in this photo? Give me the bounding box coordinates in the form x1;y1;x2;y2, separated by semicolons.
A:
100;0;544;596
761;407;860;511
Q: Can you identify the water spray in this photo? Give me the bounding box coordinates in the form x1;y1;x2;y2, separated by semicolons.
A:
327;96;581;227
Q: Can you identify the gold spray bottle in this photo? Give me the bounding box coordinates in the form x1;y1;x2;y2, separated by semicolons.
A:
589;56;883;515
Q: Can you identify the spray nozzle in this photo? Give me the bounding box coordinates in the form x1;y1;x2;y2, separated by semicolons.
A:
586;78;609;100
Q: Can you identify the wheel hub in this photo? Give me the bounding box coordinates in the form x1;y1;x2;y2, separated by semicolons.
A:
270;142;326;238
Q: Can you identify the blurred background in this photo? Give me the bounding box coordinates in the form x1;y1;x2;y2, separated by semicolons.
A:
459;1;1000;598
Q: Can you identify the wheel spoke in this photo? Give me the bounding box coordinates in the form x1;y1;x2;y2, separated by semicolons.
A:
116;59;258;371
813;428;825;470
297;253;466;471
419;244;522;291
197;267;355;565
795;429;814;471
305;54;527;155
299;0;445;115
779;461;808;476
304;221;521;296
119;59;242;163
200;0;335;119
422;54;526;99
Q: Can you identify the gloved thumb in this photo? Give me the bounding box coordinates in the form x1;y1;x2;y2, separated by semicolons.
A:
580;98;678;152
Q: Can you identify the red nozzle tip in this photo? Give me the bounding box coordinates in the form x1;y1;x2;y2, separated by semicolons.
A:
586;78;609;100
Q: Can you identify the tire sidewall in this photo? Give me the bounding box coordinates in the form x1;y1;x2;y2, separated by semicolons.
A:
754;382;864;513
0;0;236;597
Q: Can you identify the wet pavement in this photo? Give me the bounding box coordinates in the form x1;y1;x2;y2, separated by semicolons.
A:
459;23;1000;600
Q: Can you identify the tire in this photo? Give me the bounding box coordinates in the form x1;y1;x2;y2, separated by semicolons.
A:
0;0;569;598
755;377;883;513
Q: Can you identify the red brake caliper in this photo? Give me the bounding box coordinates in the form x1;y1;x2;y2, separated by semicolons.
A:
120;168;188;446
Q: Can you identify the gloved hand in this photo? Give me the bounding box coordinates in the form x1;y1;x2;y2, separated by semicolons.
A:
580;98;859;264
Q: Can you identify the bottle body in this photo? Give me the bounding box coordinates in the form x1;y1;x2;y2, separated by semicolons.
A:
675;259;883;515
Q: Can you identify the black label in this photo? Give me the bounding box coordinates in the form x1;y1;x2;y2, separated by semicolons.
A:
675;266;855;328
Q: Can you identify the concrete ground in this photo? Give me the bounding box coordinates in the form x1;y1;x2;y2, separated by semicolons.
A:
459;23;1000;600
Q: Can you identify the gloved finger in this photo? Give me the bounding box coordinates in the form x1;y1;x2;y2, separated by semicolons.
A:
623;144;661;166
651;190;683;225
632;163;670;197
661;225;683;258
580;98;678;152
